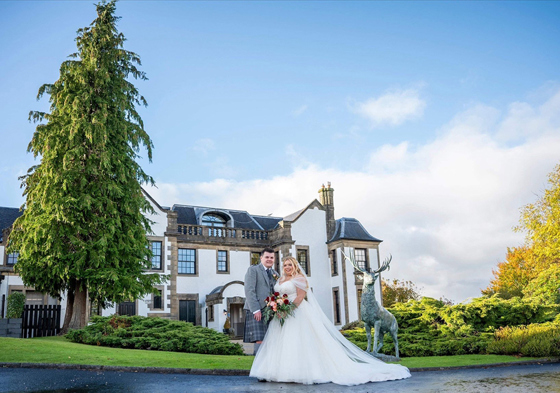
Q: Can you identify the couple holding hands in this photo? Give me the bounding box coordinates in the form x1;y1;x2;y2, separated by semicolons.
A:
243;248;410;386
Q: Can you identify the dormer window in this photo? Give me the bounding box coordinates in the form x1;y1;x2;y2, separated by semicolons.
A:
201;213;228;236
202;213;227;228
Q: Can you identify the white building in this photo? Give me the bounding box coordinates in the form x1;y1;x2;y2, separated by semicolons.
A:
1;184;384;335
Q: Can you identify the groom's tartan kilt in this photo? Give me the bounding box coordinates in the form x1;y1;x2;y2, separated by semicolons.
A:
243;310;267;343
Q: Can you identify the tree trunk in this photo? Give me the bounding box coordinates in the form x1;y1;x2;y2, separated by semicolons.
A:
60;288;75;334
67;280;88;331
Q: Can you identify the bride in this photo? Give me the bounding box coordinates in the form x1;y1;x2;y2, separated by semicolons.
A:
250;256;411;385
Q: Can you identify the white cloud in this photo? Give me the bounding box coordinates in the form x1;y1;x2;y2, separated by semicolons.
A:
352;88;426;127
192;138;215;155
147;87;560;303
207;157;236;179
293;104;308;117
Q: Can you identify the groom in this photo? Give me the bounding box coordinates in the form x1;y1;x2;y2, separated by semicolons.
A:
243;247;278;354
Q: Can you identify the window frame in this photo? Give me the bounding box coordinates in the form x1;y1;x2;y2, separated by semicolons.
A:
331;249;338;276
7;252;19;266
250;252;260;266
296;247;310;276
354;248;369;271
332;287;341;325
217;250;229;274
178;248;197;276
153;289;163;310
150;241;163;271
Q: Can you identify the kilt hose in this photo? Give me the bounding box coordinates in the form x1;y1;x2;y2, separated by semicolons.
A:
243;310;267;343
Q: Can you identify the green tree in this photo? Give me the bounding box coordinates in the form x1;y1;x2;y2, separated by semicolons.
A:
381;278;422;308
514;162;560;303
483;162;560;303
481;246;541;299
516;162;560;263
523;264;560;304
8;0;164;332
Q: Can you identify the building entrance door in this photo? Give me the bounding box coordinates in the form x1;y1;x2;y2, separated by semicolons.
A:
230;303;245;338
179;300;196;325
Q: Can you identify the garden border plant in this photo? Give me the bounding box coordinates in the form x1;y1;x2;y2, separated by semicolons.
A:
342;296;560;357
65;315;244;356
6;292;26;319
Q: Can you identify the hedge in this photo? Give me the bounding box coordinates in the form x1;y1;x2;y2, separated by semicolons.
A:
342;296;559;357
66;315;244;356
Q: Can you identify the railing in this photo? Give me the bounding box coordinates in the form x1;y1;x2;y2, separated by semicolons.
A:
21;304;61;338
177;225;269;241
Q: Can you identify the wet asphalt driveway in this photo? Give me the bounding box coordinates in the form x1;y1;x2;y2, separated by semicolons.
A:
1;363;560;393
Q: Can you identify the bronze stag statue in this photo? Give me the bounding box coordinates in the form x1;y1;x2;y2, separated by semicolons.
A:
343;250;400;359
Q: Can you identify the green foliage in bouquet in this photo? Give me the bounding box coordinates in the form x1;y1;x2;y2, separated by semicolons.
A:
342;296;559;357
65;315;244;356
263;292;296;326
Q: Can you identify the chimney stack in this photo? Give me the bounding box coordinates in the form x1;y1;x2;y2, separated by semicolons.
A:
319;182;335;241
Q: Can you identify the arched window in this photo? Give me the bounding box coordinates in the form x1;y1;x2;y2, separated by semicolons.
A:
202;213;227;237
202;213;227;227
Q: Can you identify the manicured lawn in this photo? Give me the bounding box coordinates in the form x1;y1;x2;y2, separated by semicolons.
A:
0;336;548;371
0;336;252;370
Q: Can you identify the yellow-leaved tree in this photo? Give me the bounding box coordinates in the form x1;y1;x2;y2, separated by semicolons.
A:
483;163;560;303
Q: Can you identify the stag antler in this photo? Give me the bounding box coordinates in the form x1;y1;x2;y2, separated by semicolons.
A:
341;250;365;273
373;255;392;274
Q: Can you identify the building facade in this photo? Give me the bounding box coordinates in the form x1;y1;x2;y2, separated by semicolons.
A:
0;184;384;335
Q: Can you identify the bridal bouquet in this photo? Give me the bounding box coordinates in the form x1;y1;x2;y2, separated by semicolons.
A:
263;292;296;326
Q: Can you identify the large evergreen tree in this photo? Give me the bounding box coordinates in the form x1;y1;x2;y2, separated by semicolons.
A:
8;0;164;331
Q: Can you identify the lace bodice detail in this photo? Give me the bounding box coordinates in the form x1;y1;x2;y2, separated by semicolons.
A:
274;280;298;301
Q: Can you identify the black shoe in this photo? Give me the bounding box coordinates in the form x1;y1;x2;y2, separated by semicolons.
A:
258;379;267;383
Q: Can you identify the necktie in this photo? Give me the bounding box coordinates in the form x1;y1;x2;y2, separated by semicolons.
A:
266;269;274;293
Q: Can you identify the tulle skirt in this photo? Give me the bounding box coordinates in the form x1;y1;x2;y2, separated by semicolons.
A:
249;300;411;385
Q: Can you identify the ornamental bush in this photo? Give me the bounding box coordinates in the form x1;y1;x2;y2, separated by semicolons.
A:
65;315;244;356
487;323;560;357
6;292;26;319
342;296;559;357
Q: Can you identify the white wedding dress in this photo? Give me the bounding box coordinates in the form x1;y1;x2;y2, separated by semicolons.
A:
250;279;411;385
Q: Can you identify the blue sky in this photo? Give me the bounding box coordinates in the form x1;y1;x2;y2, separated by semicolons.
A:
1;1;559;302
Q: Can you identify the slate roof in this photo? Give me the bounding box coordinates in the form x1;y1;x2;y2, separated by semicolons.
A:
328;217;382;243
283;208;305;223
252;216;282;230
0;207;23;242
172;205;282;231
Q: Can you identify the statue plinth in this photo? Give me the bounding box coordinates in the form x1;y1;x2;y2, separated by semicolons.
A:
368;352;401;363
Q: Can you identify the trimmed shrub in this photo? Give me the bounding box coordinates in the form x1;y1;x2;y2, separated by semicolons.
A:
342;295;559;357
7;292;26;319
66;315;244;356
487;323;560;357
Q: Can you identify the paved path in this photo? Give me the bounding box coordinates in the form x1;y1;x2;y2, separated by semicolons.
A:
230;339;254;355
1;363;560;392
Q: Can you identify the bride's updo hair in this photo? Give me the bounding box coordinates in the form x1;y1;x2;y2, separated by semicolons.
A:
281;256;304;278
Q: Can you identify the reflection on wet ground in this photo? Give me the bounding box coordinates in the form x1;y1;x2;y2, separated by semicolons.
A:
1;363;560;393
439;366;560;393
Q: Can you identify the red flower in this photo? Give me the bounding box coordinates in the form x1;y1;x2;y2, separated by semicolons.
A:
271;296;276;301
265;297;270;302
283;294;288;298
274;292;280;297
284;299;289;305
